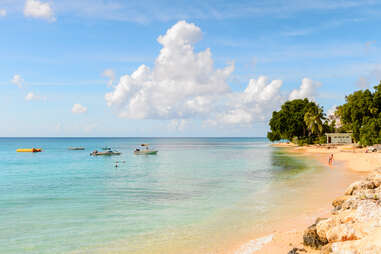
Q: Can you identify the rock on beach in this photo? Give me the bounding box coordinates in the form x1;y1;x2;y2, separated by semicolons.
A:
300;173;381;253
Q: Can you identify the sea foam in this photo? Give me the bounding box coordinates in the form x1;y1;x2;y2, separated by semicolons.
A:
234;234;274;254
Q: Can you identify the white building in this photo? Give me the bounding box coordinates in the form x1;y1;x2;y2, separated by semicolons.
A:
325;133;353;144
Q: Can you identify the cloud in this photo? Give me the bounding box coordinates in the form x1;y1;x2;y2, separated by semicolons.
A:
211;76;283;125
11;74;24;88
326;105;337;116
105;21;234;120
25;92;46;101
102;69;115;87
24;0;56;22
41;0;379;24
168;119;188;131
72;103;87;114
288;78;321;101
0;9;6;17
105;21;322;126
356;64;381;89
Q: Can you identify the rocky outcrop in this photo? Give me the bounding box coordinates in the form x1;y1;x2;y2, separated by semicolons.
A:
288;247;307;254
303;172;381;253
303;218;328;249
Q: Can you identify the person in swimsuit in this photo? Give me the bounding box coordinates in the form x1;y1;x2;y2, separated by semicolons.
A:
328;154;334;165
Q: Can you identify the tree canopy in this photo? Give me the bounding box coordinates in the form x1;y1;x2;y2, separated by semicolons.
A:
267;99;326;144
337;81;381;146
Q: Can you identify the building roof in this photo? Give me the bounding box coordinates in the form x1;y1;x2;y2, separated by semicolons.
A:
325;133;352;137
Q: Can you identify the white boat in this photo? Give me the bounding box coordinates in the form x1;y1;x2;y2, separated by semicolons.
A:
134;144;158;155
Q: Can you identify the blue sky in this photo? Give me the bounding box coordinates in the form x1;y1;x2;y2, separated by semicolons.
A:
1;0;381;137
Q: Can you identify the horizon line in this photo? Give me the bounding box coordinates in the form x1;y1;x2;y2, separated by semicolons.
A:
0;136;268;139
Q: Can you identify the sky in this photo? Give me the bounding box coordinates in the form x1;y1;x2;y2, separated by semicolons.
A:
1;0;381;137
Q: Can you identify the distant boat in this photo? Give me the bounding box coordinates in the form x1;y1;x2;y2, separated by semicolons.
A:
68;147;85;150
102;147;111;150
90;150;121;156
17;148;42;153
134;144;158;155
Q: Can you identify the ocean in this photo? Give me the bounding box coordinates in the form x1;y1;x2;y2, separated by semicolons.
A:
0;138;329;254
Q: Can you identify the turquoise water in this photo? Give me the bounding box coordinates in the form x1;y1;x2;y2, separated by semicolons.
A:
0;138;319;254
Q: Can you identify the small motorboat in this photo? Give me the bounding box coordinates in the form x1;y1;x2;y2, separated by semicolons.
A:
102;147;111;150
134;144;158;155
17;148;42;153
90;150;121;156
68;147;85;150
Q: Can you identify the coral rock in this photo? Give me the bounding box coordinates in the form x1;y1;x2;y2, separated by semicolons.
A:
303;223;328;249
332;195;350;210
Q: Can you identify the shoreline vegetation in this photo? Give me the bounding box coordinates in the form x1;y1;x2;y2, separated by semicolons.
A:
267;82;381;147
245;143;381;254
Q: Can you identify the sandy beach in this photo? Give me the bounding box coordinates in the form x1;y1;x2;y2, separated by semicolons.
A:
234;143;381;254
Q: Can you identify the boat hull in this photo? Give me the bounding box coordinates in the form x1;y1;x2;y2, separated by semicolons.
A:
90;152;121;156
17;148;42;152
134;150;158;155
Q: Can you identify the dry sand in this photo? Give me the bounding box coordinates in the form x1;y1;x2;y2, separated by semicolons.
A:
233;143;380;254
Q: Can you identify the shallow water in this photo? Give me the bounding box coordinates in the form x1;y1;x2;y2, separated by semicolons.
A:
0;138;348;254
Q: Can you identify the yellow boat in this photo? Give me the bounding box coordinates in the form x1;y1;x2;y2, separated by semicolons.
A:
16;148;42;152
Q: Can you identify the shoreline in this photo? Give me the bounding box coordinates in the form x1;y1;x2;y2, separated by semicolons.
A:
233;143;376;253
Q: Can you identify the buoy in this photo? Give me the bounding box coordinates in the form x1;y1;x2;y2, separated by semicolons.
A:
17;148;42;152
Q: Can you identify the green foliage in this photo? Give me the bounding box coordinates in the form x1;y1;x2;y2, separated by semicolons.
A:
316;135;327;145
359;118;381;146
337;81;381;145
267;98;326;144
304;107;324;136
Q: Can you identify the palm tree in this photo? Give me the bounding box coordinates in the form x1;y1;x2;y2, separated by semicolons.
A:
304;108;324;136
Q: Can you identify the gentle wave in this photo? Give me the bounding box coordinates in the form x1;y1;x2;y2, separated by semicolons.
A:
234;234;274;254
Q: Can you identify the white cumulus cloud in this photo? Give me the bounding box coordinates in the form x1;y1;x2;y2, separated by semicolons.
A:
72;103;87;114
0;9;6;17
212;76;283;125
105;21;322;126
288;78;321;101
24;0;56;22
25;92;46;101
11;74;24;88
102;68;115;87
105;20;234;120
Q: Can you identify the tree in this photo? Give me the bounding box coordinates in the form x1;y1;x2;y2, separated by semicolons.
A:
359;118;381;146
304;108;324;136
337;89;374;142
337;81;381;145
267;98;325;143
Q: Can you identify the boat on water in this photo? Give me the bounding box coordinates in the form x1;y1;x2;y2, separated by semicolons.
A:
90;150;121;156
68;147;85;150
16;148;42;153
134;144;158;155
102;147;111;150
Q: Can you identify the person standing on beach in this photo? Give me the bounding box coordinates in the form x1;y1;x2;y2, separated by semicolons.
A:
328;154;334;165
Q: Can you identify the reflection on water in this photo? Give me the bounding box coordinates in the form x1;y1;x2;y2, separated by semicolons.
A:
270;148;314;177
